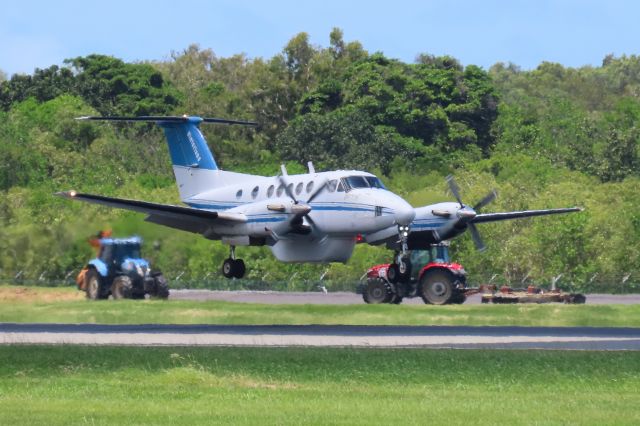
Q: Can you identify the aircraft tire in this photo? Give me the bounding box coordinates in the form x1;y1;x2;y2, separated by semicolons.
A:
389;294;403;304
222;258;235;279
420;270;454;305
233;259;246;279
111;275;133;299
387;264;400;283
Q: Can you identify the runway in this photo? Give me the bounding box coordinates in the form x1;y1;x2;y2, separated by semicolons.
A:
169;290;640;305
2;323;640;350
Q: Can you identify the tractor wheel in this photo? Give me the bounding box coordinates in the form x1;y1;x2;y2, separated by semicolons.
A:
232;259;246;279
111;276;133;299
362;278;392;304
420;270;454;305
85;268;107;300
153;273;170;299
222;258;235;279
387;264;400;284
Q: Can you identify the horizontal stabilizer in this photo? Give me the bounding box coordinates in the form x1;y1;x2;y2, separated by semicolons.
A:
76;115;258;126
472;207;583;224
55;191;246;223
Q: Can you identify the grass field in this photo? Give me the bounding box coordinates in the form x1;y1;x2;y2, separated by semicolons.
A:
0;346;638;425
1;285;640;327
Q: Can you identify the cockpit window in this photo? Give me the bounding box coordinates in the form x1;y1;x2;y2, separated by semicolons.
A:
365;176;386;189
342;176;369;191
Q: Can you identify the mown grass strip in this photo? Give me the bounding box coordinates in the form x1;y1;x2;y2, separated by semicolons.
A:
2;285;640;327
0;346;639;425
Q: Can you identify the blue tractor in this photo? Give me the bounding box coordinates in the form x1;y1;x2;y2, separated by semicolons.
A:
78;237;169;300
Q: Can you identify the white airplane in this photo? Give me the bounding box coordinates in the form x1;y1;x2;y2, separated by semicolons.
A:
57;115;581;279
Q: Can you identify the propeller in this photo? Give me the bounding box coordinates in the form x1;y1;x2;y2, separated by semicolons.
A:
445;175;497;251
276;175;328;234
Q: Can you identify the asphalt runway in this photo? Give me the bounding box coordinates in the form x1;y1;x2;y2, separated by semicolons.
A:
169;290;640;305
2;323;640;350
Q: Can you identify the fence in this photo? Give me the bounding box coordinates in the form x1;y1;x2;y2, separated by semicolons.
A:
2;269;640;294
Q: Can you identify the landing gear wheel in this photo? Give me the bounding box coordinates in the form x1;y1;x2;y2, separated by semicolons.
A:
389;294;403;304
85;268;107;300
387;264;400;284
362;278;392;304
398;259;411;281
222;258;235;279
111;275;133;299
232;259;246;279
420;270;454;305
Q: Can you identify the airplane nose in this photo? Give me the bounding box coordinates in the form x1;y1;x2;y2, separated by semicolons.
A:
394;204;416;226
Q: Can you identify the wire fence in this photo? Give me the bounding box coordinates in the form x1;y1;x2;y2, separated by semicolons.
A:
2;269;640;294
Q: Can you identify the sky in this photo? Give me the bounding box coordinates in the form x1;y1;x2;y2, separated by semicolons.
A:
1;0;639;77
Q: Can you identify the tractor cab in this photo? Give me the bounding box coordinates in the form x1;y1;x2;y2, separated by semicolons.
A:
98;238;145;272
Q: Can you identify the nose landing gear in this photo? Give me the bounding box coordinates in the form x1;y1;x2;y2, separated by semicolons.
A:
221;245;246;279
387;225;412;283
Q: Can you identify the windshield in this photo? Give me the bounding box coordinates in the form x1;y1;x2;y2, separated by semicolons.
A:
365;176;386;189
114;244;141;261
341;175;372;191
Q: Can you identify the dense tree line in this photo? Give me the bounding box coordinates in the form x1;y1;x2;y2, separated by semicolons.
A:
0;30;638;291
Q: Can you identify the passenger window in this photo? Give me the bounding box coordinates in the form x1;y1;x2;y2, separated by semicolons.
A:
327;180;337;192
295;182;303;195
276;185;284;197
267;185;275;197
287;183;294;195
236;189;243;199
251;186;259;199
306;181;314;193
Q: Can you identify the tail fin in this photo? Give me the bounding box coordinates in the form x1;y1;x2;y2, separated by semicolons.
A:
76;115;257;200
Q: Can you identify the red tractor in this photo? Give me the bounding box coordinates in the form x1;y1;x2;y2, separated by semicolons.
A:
361;243;468;305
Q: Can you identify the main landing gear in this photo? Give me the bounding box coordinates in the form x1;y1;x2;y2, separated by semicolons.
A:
221;245;246;279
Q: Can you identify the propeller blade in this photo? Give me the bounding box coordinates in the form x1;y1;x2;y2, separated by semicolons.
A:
306;179;328;204
468;223;486;251
446;175;464;207
277;175;298;204
473;190;497;211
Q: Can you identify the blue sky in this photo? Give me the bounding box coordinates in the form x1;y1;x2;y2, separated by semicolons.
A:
1;0;639;76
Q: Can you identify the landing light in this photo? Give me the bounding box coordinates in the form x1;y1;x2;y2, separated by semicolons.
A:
69;190;77;197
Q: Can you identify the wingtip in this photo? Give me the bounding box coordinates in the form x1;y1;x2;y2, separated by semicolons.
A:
55;190;77;198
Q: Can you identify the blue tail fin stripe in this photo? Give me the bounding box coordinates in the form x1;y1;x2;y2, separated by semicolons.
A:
159;122;218;170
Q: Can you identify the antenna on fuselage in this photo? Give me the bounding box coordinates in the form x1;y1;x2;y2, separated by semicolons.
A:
307;161;315;174
280;164;288;176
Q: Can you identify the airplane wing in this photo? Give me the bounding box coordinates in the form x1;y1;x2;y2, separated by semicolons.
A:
55;191;246;236
472;207;582;224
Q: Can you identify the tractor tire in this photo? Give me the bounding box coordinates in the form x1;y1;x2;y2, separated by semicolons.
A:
85;268;107;300
362;278;392;304
111;275;133;299
153;273;170;299
420;270;454;305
